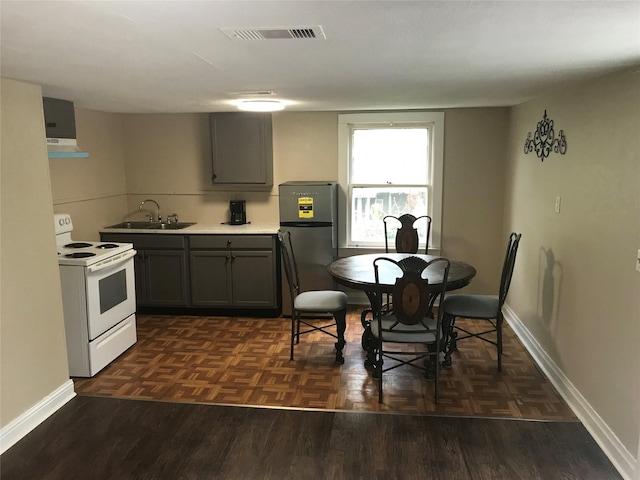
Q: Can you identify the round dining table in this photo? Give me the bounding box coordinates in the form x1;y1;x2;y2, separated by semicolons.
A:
328;253;476;295
327;253;477;364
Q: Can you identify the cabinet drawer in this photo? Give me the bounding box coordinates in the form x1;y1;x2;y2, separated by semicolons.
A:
101;234;185;249
189;235;273;250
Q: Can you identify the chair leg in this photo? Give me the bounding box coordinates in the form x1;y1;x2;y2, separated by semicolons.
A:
334;308;347;364
443;314;457;367
434;353;439;404
377;345;383;403
497;314;503;372
290;314;296;361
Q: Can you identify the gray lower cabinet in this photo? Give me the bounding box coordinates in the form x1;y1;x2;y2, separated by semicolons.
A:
190;251;232;306
138;249;188;306
100;232;279;311
100;233;188;307
189;235;277;308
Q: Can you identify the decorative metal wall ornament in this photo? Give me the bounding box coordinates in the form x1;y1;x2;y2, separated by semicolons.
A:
524;110;567;161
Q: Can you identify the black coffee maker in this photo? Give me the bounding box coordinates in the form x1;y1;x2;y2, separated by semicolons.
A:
229;200;247;225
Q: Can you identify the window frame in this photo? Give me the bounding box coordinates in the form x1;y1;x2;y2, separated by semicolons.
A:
338;111;445;253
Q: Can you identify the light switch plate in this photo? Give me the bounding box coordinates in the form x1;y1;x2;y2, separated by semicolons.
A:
554;196;561;214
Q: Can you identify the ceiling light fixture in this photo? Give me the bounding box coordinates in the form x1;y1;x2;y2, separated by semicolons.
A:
237;100;285;112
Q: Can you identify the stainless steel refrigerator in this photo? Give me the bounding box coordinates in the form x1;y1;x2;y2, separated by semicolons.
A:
279;181;338;316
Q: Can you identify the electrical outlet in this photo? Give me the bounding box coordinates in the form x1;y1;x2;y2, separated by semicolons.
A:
637;249;640;272
554;196;561;214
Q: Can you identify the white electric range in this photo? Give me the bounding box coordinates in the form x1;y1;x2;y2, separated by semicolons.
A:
55;213;137;377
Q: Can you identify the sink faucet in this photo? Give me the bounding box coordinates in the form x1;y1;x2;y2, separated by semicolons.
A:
139;199;161;222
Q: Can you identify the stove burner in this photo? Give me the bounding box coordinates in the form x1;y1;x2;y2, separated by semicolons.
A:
65;252;96;258
97;243;120;249
64;242;93;249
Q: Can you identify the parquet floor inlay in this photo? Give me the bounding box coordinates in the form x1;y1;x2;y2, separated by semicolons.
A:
74;309;576;420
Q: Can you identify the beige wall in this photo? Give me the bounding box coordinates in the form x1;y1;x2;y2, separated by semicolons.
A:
273;111;340;184
50;108;128;241
506;68;640;459
0;79;70;427
441;108;509;293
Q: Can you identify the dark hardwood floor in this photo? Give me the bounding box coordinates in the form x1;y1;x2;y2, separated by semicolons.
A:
1;396;620;480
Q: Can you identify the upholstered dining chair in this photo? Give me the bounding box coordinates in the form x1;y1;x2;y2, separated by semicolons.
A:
278;230;348;364
442;232;522;371
369;255;450;403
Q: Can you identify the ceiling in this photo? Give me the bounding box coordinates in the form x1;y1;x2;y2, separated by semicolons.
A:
1;1;639;114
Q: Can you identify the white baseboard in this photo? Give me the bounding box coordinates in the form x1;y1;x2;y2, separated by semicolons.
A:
503;305;637;480
0;380;76;454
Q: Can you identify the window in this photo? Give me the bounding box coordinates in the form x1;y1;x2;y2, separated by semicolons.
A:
338;112;444;251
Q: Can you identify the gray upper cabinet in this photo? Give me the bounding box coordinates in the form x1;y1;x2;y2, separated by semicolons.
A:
209;112;273;186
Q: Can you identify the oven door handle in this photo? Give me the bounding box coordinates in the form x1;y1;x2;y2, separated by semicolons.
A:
86;249;137;273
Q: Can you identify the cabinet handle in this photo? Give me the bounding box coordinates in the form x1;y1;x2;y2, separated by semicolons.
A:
231;255;236;261
227;240;232;246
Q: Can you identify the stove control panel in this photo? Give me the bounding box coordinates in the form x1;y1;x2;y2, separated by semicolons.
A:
54;213;73;234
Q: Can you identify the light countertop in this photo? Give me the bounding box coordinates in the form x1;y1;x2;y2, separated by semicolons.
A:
100;222;280;235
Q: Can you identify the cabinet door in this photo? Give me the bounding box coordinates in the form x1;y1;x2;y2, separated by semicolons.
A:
209;112;273;185
144;250;188;306
231;250;276;307
190;251;233;306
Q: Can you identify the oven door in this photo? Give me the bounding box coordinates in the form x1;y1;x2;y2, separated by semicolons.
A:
85;250;137;340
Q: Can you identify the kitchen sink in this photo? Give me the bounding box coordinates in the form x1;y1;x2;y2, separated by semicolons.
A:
105;222;196;230
105;222;156;229
155;222;196;230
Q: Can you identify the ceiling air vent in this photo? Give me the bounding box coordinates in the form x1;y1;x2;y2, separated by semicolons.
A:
221;26;326;41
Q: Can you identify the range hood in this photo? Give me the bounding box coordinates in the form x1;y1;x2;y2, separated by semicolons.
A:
43;97;89;158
